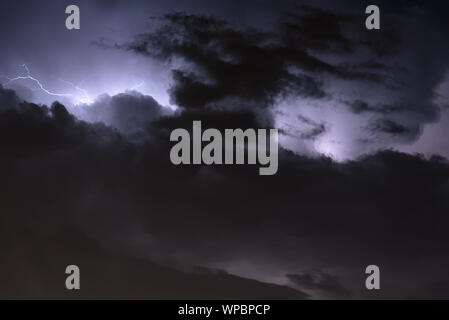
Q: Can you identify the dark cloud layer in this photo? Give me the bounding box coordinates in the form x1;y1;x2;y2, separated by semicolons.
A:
347;100;409;115
120;10;393;111
297;115;327;140
0;87;306;299
1;228;307;300
369;118;420;137
0;85;21;111
1;85;449;299
115;6;449;158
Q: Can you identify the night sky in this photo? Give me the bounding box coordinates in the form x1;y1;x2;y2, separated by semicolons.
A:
1;0;449;299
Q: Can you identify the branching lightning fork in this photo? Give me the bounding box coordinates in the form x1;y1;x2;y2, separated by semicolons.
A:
1;64;90;104
1;65;147;105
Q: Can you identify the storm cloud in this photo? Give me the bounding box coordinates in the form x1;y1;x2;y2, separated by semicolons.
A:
1;0;449;300
1;84;449;298
111;5;449;160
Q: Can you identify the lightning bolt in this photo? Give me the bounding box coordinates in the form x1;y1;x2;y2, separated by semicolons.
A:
1;65;147;105
1;64;91;104
3;64;73;98
59;79;93;104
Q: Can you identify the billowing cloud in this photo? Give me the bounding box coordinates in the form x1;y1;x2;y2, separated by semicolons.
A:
2;85;449;299
116;7;449;160
0;85;21;112
81;91;172;135
120;10;391;111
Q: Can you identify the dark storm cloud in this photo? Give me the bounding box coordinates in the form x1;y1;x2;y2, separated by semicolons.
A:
410;281;449;300
369;119;420;137
83;91;171;134
279;6;354;54
0;87;307;299
0;85;21;112
112;5;449;158
2;85;449;299
346;100;408;115
280;5;401;57
1;228;307;300
119;9;393;110
2;0;449;300
0;101;100;158
297;115;326;140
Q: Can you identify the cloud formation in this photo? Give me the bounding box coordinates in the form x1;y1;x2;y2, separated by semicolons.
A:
117;7;449;159
121;10;391;111
2;0;449;300
1;85;449;298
